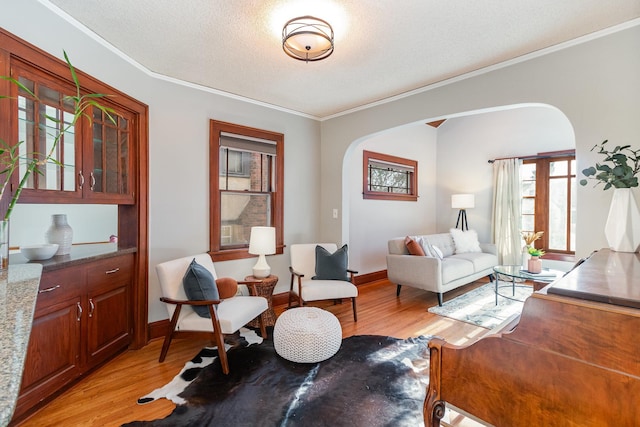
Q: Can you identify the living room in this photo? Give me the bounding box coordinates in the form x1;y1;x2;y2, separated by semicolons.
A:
2;1;640;426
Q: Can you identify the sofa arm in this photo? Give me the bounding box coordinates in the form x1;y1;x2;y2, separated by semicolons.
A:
386;254;443;291
480;242;498;256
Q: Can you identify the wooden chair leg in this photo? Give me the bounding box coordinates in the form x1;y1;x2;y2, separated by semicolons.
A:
159;304;182;362
209;306;229;375
352;297;358;322
258;314;267;340
396;284;402;296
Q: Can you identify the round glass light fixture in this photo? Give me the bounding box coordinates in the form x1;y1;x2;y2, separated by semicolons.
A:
282;15;334;62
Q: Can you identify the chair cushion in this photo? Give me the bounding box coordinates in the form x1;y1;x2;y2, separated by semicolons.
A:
178;296;268;334
294;279;358;301
183;258;219;318
404;236;426;256
312;244;349;281
215;277;238;299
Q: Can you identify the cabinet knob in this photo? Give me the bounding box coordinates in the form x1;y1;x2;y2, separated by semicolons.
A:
76;302;83;321
105;268;120;274
78;171;85;190
89;299;95;318
90;172;96;191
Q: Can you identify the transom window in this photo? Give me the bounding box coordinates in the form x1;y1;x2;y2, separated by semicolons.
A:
363;150;418;201
521;152;576;256
209;120;284;261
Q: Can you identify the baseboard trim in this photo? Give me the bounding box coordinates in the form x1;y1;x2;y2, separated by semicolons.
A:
148;269;388;341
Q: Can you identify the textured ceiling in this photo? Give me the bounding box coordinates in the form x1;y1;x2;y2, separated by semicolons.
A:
48;0;640;119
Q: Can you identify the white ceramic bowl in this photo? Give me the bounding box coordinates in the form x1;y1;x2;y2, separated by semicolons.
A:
20;244;59;261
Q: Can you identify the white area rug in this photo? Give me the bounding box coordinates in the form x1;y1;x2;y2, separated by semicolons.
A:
428;282;533;329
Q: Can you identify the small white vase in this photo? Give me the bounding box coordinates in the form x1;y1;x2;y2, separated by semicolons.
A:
604;188;640;252
45;214;73;256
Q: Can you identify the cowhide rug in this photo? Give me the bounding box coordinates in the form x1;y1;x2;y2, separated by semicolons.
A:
125;332;433;427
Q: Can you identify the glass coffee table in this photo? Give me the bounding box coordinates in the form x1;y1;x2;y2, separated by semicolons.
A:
492;265;564;305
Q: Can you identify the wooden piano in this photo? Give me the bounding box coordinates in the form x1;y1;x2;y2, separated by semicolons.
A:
424;249;640;427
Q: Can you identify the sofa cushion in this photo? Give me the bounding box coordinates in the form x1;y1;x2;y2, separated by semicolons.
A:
431;245;444;260
441;258;475;283
404;236;426;256
450;228;482;253
424;233;456;257
451;252;498;272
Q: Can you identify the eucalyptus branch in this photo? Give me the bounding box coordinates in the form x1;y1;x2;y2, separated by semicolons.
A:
580;140;640;190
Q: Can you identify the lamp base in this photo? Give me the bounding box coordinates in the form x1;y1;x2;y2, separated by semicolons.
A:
252;254;271;278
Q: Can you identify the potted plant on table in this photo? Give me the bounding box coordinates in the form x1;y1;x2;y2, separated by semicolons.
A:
521;231;543;270
527;247;545;273
579;139;640;252
0;51;114;270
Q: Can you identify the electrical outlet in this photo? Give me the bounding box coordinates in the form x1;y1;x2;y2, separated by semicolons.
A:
332;208;338;219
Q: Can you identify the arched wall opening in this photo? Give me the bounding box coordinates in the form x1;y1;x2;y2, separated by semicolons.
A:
342;103;575;276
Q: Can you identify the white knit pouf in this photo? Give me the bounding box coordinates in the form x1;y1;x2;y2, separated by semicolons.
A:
273;307;342;363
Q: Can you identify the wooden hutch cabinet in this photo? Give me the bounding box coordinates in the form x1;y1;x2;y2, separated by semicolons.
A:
1;28;149;424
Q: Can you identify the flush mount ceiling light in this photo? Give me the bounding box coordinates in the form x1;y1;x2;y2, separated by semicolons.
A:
282;15;334;62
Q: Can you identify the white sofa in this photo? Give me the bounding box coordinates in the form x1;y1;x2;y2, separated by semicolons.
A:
386;232;498;306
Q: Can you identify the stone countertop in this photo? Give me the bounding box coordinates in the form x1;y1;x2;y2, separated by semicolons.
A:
0;264;42;427
9;243;137;272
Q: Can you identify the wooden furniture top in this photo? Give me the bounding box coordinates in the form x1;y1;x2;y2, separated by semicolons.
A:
424;248;640;427
547;249;640;308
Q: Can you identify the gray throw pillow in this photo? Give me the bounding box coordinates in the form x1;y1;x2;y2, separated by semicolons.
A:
183;258;219;318
312;244;349;281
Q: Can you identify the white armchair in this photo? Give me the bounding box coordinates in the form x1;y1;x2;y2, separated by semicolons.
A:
289;243;358;321
155;253;268;374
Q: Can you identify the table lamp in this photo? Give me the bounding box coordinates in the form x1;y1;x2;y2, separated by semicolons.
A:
451;194;475;231
248;226;276;278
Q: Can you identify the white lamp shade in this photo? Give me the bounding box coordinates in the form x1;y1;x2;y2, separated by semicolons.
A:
248;226;276;255
451;194;475;209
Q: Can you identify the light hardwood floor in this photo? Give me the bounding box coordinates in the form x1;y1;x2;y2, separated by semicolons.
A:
15;279;490;427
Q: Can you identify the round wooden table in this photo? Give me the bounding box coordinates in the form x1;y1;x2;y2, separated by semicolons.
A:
245;274;278;328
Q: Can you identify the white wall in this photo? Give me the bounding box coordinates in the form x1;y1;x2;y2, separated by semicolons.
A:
347;124;437;274
2;2;322;322
10;204;117;246
322;23;640;262
435;105;575;243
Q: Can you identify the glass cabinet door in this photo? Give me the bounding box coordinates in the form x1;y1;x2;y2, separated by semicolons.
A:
87;106;134;203
15;71;81;199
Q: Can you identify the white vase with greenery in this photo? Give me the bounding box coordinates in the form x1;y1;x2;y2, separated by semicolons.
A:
580;140;640;252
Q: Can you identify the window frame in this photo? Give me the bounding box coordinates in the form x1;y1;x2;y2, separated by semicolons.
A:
521;151;576;260
209;120;284;261
362;150;418;201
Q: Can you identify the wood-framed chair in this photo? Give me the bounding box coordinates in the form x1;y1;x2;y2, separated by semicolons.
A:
155;253;268;374
289;243;358;321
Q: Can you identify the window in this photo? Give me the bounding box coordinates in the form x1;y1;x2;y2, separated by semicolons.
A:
520;152;576;257
209;120;284;261
363;150;418;201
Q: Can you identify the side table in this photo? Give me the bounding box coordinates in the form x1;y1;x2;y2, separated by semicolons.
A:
245;275;278;328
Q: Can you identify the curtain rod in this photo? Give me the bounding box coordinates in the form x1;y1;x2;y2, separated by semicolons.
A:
487;149;575;164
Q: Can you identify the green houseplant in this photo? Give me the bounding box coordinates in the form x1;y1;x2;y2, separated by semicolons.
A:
0;51;114;269
579;139;640;252
579;140;640;190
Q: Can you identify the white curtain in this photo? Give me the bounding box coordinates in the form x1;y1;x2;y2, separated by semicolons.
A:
491;158;522;265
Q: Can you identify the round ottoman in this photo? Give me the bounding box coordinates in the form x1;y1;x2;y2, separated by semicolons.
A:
273;307;342;363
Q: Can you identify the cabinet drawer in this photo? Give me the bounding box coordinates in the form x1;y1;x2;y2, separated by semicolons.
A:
36;267;84;311
87;254;133;286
